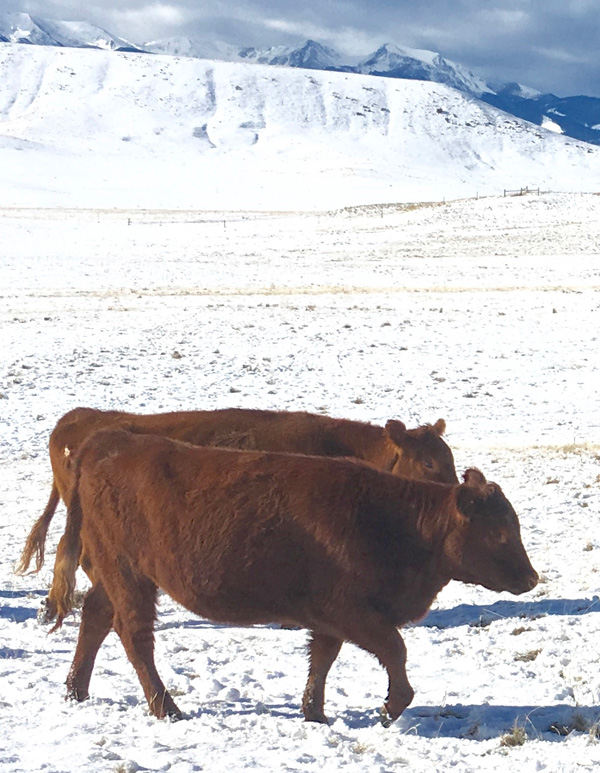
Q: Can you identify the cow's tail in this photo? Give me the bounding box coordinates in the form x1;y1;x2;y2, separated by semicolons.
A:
16;480;61;575
48;475;84;632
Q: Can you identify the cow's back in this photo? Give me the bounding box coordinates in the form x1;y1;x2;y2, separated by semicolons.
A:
134;408;362;456
50;408;374;505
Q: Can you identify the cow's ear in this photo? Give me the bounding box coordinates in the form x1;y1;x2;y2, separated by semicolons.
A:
385;420;407;444
462;468;487;491
457;469;497;517
433;418;446;436
456;469;488;519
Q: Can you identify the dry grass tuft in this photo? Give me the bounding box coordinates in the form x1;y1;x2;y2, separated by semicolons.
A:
511;626;533;636
500;720;527;747
514;648;542;663
549;712;600;738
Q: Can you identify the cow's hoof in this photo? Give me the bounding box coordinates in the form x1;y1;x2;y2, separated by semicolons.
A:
150;694;183;721
65;687;89;703
37;599;57;625
303;708;329;724
379;705;393;728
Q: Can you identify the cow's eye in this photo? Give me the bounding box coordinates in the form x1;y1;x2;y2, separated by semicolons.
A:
423;459;434;469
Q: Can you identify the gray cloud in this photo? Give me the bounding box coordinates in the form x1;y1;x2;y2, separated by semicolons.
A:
7;1;600;96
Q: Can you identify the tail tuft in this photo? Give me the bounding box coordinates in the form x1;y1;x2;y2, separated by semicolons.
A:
16;482;61;575
47;484;83;633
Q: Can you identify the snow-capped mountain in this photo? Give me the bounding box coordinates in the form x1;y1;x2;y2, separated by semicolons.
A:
353;43;492;96
239;39;344;69
145;37;347;71
0;12;143;51
2;11;600;146
146;37;489;95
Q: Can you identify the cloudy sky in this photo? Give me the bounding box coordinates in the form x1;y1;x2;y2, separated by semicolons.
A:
4;1;600;97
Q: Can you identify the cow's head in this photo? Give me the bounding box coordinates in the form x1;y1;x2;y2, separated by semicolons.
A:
385;419;459;485
443;469;538;595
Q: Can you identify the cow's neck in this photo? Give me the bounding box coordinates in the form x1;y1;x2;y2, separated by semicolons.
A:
334;421;392;468
375;477;455;621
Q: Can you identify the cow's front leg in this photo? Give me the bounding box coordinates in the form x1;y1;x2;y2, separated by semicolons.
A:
381;631;414;724
347;619;414;725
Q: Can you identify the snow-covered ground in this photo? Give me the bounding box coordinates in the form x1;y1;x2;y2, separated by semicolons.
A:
1;192;600;772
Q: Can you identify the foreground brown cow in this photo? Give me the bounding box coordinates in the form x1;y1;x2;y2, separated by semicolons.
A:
18;406;457;582
50;429;537;724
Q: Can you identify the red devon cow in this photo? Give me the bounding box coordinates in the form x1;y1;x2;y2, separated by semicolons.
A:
18;406;457;587
50;429;537;725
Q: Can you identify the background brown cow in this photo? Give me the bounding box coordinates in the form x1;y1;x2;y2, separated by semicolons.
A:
18;406;457;587
50;429;537;725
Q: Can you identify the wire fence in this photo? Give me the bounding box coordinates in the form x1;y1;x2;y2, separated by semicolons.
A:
503;186;541;197
2;188;598;223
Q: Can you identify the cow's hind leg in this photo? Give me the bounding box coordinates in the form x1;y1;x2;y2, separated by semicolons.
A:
110;574;182;720
66;582;114;702
347;618;414;725
302;632;342;724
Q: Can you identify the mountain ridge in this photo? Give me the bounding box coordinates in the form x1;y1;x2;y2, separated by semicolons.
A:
0;11;143;52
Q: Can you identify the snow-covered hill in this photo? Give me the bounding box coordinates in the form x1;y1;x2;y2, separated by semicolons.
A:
3;11;600;146
0;43;598;211
134;36;600;145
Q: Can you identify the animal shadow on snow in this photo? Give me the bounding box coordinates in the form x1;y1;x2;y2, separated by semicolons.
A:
389;702;600;741
420;596;600;629
178;700;600;742
0;646;29;659
0;589;47;623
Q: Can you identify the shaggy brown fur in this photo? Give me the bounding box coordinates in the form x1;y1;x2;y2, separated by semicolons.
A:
18;407;457;582
50;429;537;724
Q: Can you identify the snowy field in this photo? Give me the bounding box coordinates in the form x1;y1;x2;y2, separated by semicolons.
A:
1;192;600;772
